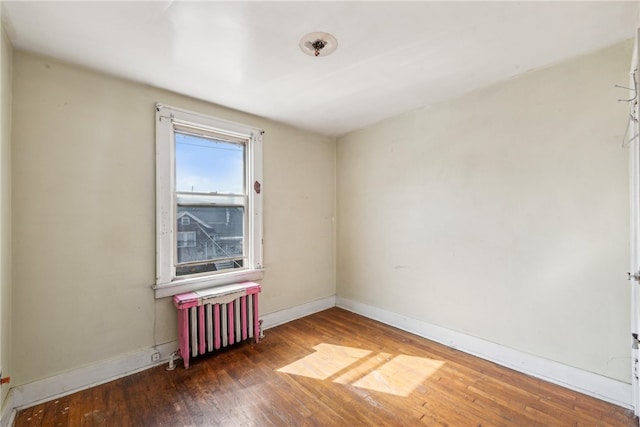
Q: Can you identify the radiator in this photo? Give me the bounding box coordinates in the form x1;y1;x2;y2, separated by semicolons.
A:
173;282;262;369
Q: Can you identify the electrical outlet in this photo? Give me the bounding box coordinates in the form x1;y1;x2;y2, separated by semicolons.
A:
151;352;161;362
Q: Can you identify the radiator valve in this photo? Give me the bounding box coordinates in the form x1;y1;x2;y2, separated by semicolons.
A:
166;350;181;371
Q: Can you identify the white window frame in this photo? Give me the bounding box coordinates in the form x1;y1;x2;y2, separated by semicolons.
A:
154;104;263;298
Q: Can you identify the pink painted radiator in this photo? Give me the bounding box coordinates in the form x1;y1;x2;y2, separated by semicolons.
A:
173;282;262;369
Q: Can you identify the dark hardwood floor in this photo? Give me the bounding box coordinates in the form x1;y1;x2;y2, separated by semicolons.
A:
14;308;637;426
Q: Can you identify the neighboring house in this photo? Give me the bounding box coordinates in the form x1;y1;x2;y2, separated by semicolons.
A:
176;208;244;274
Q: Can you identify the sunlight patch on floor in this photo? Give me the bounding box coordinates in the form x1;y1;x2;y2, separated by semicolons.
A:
333;352;393;385
276;343;371;380
277;343;444;397
352;354;444;396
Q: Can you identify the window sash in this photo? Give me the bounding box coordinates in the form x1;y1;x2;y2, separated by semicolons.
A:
177;256;246;266
176;193;246;206
173;122;249;145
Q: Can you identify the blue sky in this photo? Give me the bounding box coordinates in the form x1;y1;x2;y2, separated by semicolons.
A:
175;133;245;194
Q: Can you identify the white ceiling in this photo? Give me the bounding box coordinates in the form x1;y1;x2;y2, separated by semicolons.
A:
2;1;638;136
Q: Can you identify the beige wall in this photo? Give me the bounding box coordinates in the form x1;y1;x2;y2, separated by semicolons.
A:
0;22;12;406
337;40;633;383
11;51;336;386
6;30;634;393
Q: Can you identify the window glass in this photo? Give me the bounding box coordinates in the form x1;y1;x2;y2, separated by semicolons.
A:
175;132;245;194
175;207;244;276
177;231;196;248
175;131;247;276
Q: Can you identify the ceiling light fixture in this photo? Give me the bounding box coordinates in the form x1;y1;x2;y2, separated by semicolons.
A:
299;32;337;57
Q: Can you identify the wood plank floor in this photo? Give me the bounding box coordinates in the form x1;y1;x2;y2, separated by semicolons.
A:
14;308;636;426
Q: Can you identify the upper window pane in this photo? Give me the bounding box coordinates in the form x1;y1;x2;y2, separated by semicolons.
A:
175;132;245;194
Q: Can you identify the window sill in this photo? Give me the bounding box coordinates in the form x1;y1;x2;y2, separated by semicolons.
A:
154;269;264;299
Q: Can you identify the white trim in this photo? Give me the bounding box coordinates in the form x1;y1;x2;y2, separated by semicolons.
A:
0;393;15;427
630;27;640;417
154;269;264;299
249;132;263;271
261;296;336;330
1;295;336;414
7;341;177;411
1;296;631;423
336;297;633;409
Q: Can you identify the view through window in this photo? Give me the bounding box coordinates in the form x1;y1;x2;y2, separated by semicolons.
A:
175;132;246;276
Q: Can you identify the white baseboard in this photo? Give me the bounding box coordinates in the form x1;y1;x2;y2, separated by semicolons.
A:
261;295;336;330
6;340;178;414
0;295;632;427
0;295;336;423
0;393;15;427
336;297;633;409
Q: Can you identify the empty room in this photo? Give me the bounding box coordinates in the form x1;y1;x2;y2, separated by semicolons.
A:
1;1;640;426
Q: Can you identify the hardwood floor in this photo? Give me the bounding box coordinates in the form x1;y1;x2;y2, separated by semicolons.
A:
14;308;637;426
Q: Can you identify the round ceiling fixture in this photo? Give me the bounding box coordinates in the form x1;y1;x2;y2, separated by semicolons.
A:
299;32;338;57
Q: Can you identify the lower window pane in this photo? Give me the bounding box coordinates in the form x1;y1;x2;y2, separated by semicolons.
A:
176;206;244;274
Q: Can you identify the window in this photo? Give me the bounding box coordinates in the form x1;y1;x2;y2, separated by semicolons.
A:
155;104;263;298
